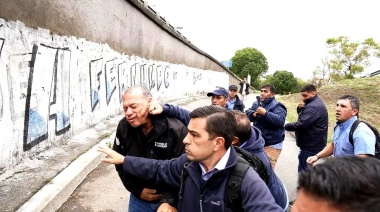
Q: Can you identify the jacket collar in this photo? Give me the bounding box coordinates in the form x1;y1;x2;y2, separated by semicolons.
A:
304;95;318;104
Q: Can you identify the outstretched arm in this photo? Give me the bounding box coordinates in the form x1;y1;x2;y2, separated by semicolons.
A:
99;146;184;188
99;146;125;164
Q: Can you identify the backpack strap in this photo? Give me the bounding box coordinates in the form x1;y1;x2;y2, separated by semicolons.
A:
178;161;191;200
225;157;250;212
349;120;361;145
233;146;269;184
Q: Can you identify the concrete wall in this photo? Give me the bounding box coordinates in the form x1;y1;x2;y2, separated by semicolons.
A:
0;0;241;170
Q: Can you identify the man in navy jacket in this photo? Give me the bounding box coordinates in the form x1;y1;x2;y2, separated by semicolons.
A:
232;111;288;210
246;84;287;169
100;106;282;211
285;84;328;172
227;85;245;112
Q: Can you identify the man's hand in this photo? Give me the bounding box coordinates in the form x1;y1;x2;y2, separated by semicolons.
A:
256;107;267;116
157;203;177;212
306;155;318;165
98;146;125;164
140;188;162;201
149;101;164;115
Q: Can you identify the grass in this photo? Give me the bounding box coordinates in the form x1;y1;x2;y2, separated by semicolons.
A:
277;76;380;142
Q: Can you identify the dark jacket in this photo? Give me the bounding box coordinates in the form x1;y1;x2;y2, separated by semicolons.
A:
162;104;191;126
246;98;287;146
231;95;245;112
123;148;283;212
241;126;288;209
113;114;187;203
162;103;240;127
285;95;328;151
239;82;250;95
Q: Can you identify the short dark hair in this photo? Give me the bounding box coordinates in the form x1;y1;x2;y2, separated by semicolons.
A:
300;84;316;93
231;110;251;144
298;157;380;211
339;94;360;110
261;84;276;94
189;106;236;149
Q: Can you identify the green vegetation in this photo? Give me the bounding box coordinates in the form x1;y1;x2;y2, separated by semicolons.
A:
278;76;380;142
231;47;268;87
46;177;53;184
311;36;380;84
263;70;302;94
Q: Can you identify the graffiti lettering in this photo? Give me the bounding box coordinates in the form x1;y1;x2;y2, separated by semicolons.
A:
172;71;178;80
140;64;147;87
156;65;163;91
117;61;128;103
104;59;117;105
0;38;4;58
130;63;139;86
23;44;71;150
148;64;156;91
164;66;170;88
0;38;4;120
89;58;103;111
193;72;202;84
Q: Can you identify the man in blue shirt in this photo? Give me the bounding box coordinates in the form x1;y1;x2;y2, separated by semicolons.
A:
306;95;376;165
226;85;244;112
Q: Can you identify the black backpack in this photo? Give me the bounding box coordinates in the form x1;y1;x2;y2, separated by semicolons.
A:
348;120;380;159
178;146;269;211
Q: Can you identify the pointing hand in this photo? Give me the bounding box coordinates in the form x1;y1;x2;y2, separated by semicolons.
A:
98;146;125;165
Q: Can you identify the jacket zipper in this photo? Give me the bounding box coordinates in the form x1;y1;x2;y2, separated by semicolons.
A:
199;195;203;212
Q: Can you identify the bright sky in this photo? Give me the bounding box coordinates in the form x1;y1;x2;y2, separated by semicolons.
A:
147;0;380;80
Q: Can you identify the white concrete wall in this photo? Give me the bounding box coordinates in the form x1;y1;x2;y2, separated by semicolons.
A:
0;19;229;170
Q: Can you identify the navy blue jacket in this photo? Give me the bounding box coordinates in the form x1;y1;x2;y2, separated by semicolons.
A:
246;98;287;146
162;104;191;126
162;101;242;127
123;148;283;212
285;95;328;151
241;126;288;209
230;95;245;112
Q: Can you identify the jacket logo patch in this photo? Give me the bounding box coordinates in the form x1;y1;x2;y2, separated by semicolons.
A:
211;200;221;206
115;137;120;146
155;142;167;148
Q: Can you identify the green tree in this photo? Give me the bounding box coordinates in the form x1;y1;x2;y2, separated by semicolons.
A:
326;36;376;80
231;47;269;85
268;71;298;95
311;57;332;87
364;38;380;58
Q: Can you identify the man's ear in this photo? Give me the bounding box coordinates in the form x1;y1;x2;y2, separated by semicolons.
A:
352;108;359;116
232;136;239;146
214;137;225;151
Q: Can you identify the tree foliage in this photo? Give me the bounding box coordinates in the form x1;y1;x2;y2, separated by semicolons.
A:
267;71;299;95
325;36;375;80
310;57;332;87
231;47;269;85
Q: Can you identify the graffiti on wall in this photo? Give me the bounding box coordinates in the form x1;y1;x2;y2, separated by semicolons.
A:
8;43;72;150
0;38;4;58
193;72;202;84
104;59;117;105
147;64;171;91
0;38;4;120
117;61;129;103
89;57;103;111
